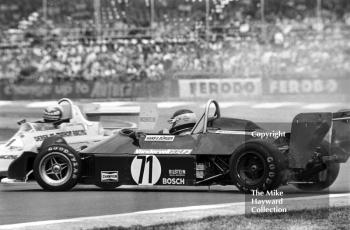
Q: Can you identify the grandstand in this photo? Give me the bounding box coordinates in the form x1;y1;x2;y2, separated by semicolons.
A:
0;0;350;83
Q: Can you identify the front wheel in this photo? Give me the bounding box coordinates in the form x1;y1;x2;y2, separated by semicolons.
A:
230;141;285;193
33;144;81;191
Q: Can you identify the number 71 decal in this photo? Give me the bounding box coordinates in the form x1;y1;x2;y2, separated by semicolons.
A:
131;155;161;185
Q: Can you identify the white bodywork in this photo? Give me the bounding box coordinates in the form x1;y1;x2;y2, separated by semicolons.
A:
0;98;110;177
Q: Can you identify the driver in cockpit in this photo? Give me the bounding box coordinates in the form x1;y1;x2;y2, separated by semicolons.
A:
31;105;64;131
43;105;64;123
162;109;197;135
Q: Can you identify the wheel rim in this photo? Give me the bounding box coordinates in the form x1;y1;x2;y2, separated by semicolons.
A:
39;152;73;186
235;151;267;186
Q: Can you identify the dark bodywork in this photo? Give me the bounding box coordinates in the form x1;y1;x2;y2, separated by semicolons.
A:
78;116;284;187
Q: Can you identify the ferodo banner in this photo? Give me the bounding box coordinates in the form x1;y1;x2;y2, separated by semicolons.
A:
178;78;262;98
265;78;341;95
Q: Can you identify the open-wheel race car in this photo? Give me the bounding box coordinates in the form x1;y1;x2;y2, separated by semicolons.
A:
4;99;350;192
0;98;137;181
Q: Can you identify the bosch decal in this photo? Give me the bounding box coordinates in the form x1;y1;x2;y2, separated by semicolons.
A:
162;178;185;185
134;149;192;155
144;135;175;142
101;171;119;182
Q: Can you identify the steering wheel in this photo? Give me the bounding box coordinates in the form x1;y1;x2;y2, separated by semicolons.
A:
119;128;135;136
120;128;145;138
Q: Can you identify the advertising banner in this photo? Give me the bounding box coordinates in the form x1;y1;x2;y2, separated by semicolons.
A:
0;79;172;100
263;78;350;95
178;78;262;98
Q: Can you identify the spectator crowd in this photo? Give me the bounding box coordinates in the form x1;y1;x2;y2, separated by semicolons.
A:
1;0;350;83
1;27;350;83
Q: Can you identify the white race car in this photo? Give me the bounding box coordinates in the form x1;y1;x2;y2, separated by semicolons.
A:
0;98;137;181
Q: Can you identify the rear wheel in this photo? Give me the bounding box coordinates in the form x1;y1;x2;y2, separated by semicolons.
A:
294;163;340;191
33;144;81;191
230;141;285;193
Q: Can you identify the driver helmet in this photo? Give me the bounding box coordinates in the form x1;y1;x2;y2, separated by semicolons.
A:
43;105;63;122
168;109;197;134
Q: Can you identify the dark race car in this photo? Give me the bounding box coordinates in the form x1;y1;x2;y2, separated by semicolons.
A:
5;100;350;192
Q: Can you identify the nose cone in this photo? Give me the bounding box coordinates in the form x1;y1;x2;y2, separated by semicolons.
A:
0;158;13;177
0;145;21;176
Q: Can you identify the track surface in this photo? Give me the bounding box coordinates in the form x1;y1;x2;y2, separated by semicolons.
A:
1;183;349;225
0;101;349;225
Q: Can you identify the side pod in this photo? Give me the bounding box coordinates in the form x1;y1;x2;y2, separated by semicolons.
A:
7;152;36;180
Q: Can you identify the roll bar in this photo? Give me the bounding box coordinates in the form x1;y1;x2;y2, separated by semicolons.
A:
191;99;220;134
58;98;74;107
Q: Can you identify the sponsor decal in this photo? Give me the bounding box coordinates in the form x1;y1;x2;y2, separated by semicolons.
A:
9;146;23;151
215;130;252;135
179;78;261;98
34;134;54;142
140;117;157;122
196;171;204;179
134;149;192;155
169;169;186;177
267;79;338;95
33;129;87;142
144;135;175;142
162;178;185;185
101;171;119;182
138;103;158;131
215;130;286;139
196;163;205;170
0;155;18;160
131;155;161;185
5;139;15;147
196;163;205;179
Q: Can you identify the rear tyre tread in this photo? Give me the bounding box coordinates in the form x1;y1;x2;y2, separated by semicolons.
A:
230;140;286;193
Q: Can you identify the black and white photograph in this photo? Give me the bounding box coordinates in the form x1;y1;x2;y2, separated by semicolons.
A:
0;0;349;229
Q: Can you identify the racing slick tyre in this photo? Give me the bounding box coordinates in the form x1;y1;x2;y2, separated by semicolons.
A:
33;144;81;191
230;140;286;193
294;163;340;192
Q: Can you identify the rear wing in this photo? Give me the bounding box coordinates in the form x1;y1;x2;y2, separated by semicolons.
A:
330;110;350;162
332;110;350;121
289;111;350;168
